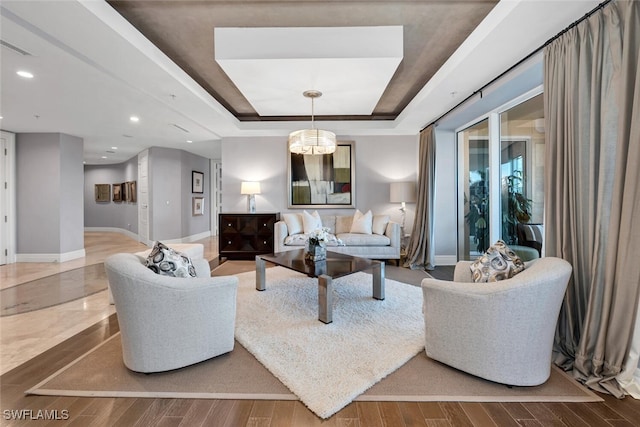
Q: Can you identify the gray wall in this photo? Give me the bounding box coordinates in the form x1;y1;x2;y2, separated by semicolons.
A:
16;133;84;257
84;157;138;233
148;147;210;241
83;147;210;242
220;134;421;233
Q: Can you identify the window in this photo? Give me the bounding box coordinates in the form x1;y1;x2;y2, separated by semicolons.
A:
457;92;544;260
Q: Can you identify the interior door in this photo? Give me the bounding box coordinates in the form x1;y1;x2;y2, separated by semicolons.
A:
137;150;150;246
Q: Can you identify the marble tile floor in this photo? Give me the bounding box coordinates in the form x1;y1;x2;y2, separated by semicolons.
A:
0;232;220;376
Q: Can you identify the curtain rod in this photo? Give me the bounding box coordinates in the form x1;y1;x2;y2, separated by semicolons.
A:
421;0;612;132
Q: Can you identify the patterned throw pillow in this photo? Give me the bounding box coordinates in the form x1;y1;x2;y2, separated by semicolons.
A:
146;241;197;278
470;240;525;283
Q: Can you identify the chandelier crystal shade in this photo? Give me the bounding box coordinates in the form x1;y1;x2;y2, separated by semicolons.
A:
288;90;336;155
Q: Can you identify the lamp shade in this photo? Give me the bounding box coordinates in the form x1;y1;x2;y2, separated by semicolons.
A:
390;181;416;203
240;181;261;195
288;129;337;155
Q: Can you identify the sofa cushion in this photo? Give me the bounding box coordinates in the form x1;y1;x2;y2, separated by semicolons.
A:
372;215;390;235
302;210;323;234
283;213;303;235
336;233;391;246
320;215;336;234
350;209;373;234
470;240;525;283
145;241;197;278
335;215;353;234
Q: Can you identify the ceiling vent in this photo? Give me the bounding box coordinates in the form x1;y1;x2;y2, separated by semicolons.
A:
0;40;32;56
171;123;190;133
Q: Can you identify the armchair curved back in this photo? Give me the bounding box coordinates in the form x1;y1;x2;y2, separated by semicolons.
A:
104;253;238;373
421;257;572;386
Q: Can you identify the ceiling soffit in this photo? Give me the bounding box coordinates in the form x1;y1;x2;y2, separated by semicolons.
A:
106;0;499;121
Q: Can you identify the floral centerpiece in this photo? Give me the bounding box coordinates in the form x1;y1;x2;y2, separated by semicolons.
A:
305;227;330;262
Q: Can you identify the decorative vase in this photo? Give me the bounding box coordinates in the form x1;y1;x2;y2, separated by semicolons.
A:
305;240;327;262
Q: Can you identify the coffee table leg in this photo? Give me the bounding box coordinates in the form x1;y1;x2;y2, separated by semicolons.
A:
373;261;385;300
318;274;333;324
255;256;266;291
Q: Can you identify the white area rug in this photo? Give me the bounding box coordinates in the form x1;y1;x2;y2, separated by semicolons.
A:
234;266;425;419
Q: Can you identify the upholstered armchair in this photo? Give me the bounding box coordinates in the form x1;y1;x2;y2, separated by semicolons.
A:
421;257;572;386
104;252;238;373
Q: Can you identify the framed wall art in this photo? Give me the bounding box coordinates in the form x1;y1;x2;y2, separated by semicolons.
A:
112;183;122;202
125;181;137;203
287;141;355;208
95;184;110;203
192;196;205;216
192;171;204;194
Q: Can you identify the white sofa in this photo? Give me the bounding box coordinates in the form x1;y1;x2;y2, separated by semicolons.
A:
421;257;572;386
274;212;401;260
104;252;238;373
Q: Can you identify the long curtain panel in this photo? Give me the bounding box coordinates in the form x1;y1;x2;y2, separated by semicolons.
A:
544;0;640;397
405;125;436;270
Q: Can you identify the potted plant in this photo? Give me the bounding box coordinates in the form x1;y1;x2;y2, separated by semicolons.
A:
501;170;531;245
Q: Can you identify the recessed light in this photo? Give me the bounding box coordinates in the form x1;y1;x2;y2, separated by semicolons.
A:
111;146;118;150
101;156;107;159
130;116;139;123
17;70;34;79
186;140;193;143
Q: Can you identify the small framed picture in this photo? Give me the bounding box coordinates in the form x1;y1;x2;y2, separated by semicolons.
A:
192;197;205;216
95;184;110;202
113;183;122;202
192;171;204;193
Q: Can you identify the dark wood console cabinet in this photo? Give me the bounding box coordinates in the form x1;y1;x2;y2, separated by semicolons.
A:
218;213;280;260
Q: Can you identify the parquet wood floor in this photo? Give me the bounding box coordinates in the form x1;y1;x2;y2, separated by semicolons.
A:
1;232;638;426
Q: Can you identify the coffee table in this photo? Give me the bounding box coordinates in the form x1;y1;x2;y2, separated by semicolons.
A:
255;249;385;324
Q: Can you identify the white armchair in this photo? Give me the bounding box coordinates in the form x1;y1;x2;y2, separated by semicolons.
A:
104;253;238;373
421;257;572;386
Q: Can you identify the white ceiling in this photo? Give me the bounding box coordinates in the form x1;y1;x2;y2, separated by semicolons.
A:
0;0;601;165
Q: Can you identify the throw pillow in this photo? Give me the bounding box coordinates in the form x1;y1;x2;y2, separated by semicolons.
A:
372;215;390;235
350;209;373;234
470;240;525;283
302;210;323;234
282;213;303;235
335;215;353;234
146;241;197;278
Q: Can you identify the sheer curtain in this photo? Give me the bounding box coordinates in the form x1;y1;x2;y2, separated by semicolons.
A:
405;125;436;270
544;0;640;397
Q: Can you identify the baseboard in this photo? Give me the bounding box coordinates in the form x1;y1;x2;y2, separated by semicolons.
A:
84;227;141;242
83;228;211;246
16;248;86;263
434;255;457;266
161;231;212;245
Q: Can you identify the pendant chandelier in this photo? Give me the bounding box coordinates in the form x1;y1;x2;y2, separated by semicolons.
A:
288;90;336;155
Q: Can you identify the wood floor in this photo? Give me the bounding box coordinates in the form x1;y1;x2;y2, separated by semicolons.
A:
1;232;639;426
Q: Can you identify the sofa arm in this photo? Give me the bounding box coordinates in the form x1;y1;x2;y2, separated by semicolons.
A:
384;221;401;249
274;220;289;252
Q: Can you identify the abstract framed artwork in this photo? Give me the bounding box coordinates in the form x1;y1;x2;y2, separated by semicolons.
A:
192;197;205;216
192;171;204;194
287;141;355;208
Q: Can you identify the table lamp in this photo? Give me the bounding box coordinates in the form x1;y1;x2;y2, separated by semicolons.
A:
241;181;261;213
